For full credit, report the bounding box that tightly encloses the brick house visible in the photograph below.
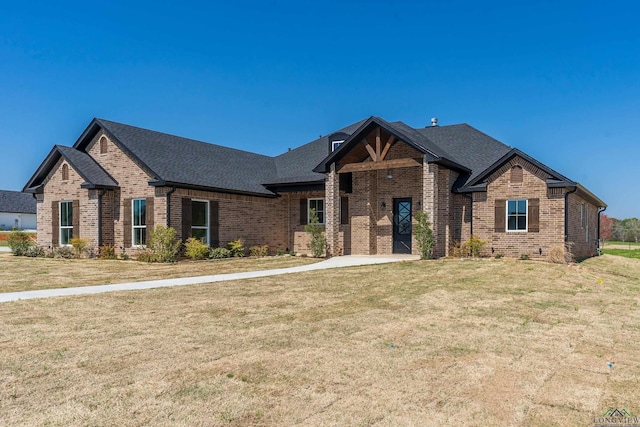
[24,116,606,259]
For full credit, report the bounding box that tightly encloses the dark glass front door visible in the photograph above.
[393,198,412,254]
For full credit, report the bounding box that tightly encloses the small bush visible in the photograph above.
[289,250,296,256]
[70,238,89,259]
[546,242,575,264]
[450,236,487,258]
[304,208,326,258]
[184,237,210,260]
[210,247,232,259]
[414,210,435,260]
[53,246,74,259]
[227,239,245,257]
[98,245,117,260]
[138,226,181,263]
[25,246,46,257]
[463,235,486,258]
[276,249,285,256]
[495,253,504,259]
[136,249,155,263]
[520,254,530,260]
[7,229,35,256]
[249,245,269,257]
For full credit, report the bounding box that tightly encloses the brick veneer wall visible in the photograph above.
[472,156,566,258]
[566,192,600,259]
[167,187,287,253]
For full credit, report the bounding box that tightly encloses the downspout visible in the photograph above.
[166,186,177,227]
[564,186,578,242]
[597,206,607,255]
[97,189,107,247]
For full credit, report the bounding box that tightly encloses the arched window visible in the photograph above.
[61,163,69,181]
[99,136,108,154]
[510,165,523,183]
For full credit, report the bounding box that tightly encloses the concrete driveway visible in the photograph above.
[0,255,419,303]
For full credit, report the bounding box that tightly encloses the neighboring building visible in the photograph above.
[23,116,605,258]
[0,190,37,230]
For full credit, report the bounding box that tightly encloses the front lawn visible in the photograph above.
[602,248,640,259]
[1,255,640,425]
[0,255,319,293]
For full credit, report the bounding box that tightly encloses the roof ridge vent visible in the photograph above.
[430,117,438,127]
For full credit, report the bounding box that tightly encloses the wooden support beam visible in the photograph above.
[363,139,377,161]
[375,128,381,159]
[337,158,421,173]
[379,135,395,161]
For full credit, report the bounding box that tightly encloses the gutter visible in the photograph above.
[597,206,607,254]
[166,186,177,227]
[564,186,578,242]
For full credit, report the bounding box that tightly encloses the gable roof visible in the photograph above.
[313,116,472,174]
[0,190,36,214]
[23,145,118,193]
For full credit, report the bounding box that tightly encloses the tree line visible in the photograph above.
[600,214,640,242]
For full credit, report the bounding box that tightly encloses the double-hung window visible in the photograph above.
[60,201,73,245]
[132,198,147,246]
[507,199,527,231]
[191,200,209,243]
[308,198,325,224]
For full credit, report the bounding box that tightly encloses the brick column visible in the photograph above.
[422,159,439,255]
[325,164,340,256]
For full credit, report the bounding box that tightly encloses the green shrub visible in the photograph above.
[249,245,269,257]
[184,237,210,260]
[414,210,435,260]
[289,250,297,256]
[304,208,326,257]
[227,239,245,257]
[70,237,89,259]
[276,249,285,256]
[210,247,232,259]
[520,253,530,260]
[98,245,117,260]
[138,226,181,263]
[7,229,35,256]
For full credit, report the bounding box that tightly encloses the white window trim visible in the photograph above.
[506,199,528,232]
[191,199,210,245]
[331,140,344,152]
[59,200,73,246]
[308,198,325,225]
[132,198,146,247]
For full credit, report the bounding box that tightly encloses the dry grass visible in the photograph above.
[1,255,640,426]
[0,254,319,293]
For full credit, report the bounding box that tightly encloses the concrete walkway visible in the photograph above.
[0,255,419,303]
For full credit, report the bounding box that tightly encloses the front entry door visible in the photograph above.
[393,198,412,254]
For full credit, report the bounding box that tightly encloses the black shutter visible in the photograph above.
[123,199,132,247]
[300,198,307,225]
[340,196,349,225]
[210,201,219,247]
[182,198,192,241]
[495,199,506,232]
[528,198,540,232]
[51,201,59,247]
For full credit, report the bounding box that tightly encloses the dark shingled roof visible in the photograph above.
[95,119,278,196]
[56,146,118,188]
[269,119,367,185]
[0,190,36,214]
[415,124,513,188]
[24,116,603,206]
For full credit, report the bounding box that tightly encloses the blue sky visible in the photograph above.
[1,0,638,218]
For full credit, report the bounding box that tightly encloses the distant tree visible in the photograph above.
[614,218,640,243]
[599,214,615,241]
